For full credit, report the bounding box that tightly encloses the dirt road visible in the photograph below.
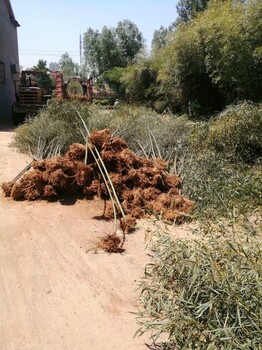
[0,130,150,350]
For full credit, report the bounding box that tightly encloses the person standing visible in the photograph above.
[81,80,87,95]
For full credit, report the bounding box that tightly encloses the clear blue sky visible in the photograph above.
[11,0,178,69]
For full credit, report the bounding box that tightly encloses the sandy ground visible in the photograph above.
[0,130,154,350]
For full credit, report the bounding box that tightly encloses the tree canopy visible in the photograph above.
[137,0,262,115]
[33,59,48,72]
[155,0,262,114]
[176,0,210,23]
[59,52,79,81]
[80,0,261,117]
[83,20,144,78]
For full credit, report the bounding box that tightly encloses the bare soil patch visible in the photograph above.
[0,131,151,350]
[0,130,193,349]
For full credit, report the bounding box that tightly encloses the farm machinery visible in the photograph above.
[12,70,55,125]
[12,69,116,125]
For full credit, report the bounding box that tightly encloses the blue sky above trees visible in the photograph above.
[11,0,178,69]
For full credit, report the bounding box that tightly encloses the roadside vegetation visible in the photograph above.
[13,100,262,220]
[11,0,262,348]
[136,227,262,349]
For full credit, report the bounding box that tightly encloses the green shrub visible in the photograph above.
[12,100,262,219]
[205,102,262,164]
[153,0,262,114]
[12,99,91,157]
[92,98,115,106]
[137,230,262,349]
[180,151,262,218]
[13,101,193,161]
[110,107,193,159]
[67,80,82,95]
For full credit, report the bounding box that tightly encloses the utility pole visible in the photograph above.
[79,33,82,71]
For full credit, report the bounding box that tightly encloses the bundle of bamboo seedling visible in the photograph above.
[2,110,194,251]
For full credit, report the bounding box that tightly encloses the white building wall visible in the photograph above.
[0,0,20,121]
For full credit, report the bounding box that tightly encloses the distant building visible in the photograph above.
[49,62,60,72]
[0,0,20,121]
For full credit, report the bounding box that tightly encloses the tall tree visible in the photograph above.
[83,28,100,77]
[33,59,48,72]
[99,26,123,72]
[83,20,145,78]
[176,0,209,23]
[32,59,55,94]
[59,52,79,80]
[115,20,144,64]
[120,58,157,103]
[152,26,169,50]
[155,0,262,115]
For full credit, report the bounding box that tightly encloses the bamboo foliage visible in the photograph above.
[137,230,262,349]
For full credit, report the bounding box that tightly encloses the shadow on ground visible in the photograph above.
[0,118,15,132]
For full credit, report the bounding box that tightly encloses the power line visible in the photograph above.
[79,34,82,66]
[20,53,79,57]
[20,48,79,53]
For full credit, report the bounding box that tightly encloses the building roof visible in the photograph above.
[5,0,20,27]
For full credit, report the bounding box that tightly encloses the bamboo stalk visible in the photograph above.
[72,106,127,246]
[12,161,33,183]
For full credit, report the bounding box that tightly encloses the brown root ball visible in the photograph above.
[32,160,46,171]
[65,143,86,161]
[110,137,128,152]
[117,149,143,170]
[153,158,168,171]
[142,187,161,201]
[74,164,93,186]
[2,128,193,227]
[89,129,111,150]
[98,234,122,253]
[10,182,24,200]
[164,174,181,189]
[48,169,69,188]
[23,187,42,200]
[120,215,137,232]
[43,185,57,197]
[1,181,13,197]
[130,207,145,219]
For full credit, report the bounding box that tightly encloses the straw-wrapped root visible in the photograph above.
[88,129,111,150]
[1,181,14,197]
[43,185,57,197]
[117,149,144,171]
[11,182,24,200]
[1,129,194,227]
[147,194,194,223]
[65,143,86,161]
[98,234,122,253]
[74,164,93,187]
[8,170,46,200]
[120,215,137,233]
